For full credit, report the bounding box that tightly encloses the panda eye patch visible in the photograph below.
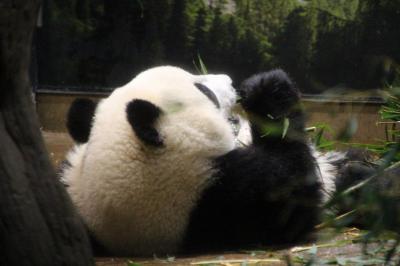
[194,83,220,109]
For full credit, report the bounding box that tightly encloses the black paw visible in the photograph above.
[239,69,300,119]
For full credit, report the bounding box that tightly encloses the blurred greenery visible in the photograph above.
[313,88,400,264]
[37,0,400,92]
[351,90,400,164]
[307,123,336,151]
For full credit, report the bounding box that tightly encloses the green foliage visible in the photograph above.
[314,90,400,265]
[352,91,400,164]
[380,94,400,122]
[307,124,336,150]
[193,54,208,74]
[311,0,360,20]
[378,93,400,165]
[192,7,208,58]
[235,0,298,39]
[126,260,141,266]
[39,0,400,93]
[274,5,318,91]
[165,0,191,67]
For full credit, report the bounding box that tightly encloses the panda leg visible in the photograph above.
[183,70,322,253]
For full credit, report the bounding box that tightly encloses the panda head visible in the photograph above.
[68,66,238,153]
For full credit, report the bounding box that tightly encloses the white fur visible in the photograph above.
[60,143,88,185]
[235,118,252,146]
[312,148,346,202]
[63,66,236,255]
[195,74,237,119]
[195,74,253,146]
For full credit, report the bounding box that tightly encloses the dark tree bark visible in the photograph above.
[0,1,93,265]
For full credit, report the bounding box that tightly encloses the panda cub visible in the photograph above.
[62,66,322,256]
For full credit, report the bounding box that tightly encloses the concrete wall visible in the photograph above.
[36,93,388,144]
[303,100,386,144]
[36,93,104,132]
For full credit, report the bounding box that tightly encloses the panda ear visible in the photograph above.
[67,98,97,143]
[126,99,164,147]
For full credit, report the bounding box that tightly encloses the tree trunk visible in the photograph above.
[0,1,93,265]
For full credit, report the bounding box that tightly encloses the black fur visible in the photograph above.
[239,70,306,146]
[86,226,112,257]
[195,83,220,109]
[331,148,400,231]
[332,148,378,218]
[331,148,377,197]
[239,69,300,119]
[126,99,163,147]
[184,69,321,253]
[67,98,97,143]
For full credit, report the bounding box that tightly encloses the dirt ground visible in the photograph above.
[43,131,399,266]
[92,229,366,266]
[43,131,74,168]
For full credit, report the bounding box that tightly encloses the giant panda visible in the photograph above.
[61,66,325,256]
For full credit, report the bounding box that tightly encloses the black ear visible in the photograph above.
[67,98,97,143]
[126,99,163,147]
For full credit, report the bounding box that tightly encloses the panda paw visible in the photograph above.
[239,69,300,119]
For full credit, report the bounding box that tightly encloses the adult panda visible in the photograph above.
[61,66,323,256]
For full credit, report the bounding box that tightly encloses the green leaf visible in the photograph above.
[282,118,290,139]
[126,260,142,266]
[314,128,325,147]
[197,53,208,74]
[336,257,347,266]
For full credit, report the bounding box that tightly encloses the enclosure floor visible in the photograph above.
[90,230,367,266]
[42,131,398,266]
[43,131,74,167]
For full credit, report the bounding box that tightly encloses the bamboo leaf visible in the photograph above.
[282,118,290,139]
[197,53,208,74]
